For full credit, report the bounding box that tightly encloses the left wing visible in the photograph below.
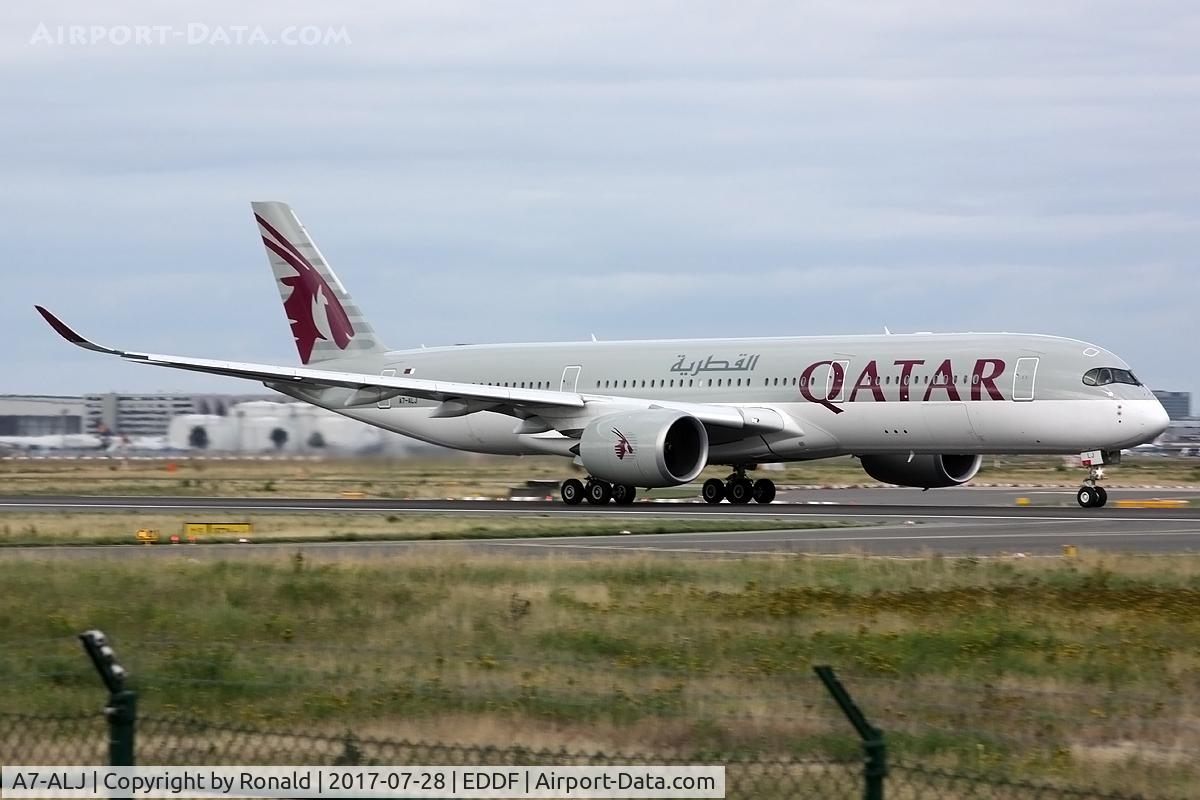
[36,305,585,411]
[36,307,785,433]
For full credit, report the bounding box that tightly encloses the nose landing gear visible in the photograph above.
[1077,484,1108,508]
[1076,454,1111,508]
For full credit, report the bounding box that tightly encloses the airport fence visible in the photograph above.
[3,644,1187,800]
[2,710,1184,800]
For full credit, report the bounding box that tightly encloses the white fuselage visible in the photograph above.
[282,331,1169,465]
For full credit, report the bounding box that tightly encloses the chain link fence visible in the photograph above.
[1,710,1181,799]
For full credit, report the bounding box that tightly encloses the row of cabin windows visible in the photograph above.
[476,373,986,391]
[589,374,986,390]
[482,381,555,389]
[596,377,791,389]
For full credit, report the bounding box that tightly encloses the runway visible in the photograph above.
[1,488,1199,558]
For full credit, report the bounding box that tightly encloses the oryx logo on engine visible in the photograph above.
[612,428,634,460]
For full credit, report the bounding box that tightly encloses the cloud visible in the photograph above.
[2,0,1198,398]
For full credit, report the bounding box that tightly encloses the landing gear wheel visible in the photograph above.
[561,478,584,505]
[727,478,754,505]
[585,480,612,505]
[1077,486,1098,508]
[752,478,776,504]
[702,478,726,505]
[612,484,637,505]
[1095,487,1108,507]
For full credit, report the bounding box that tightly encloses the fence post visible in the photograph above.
[107,689,137,768]
[79,630,136,798]
[814,665,886,800]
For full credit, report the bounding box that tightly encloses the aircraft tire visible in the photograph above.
[702,478,725,504]
[561,478,585,505]
[727,478,753,504]
[612,484,637,505]
[1077,486,1097,508]
[752,478,776,504]
[1095,487,1108,507]
[585,480,612,505]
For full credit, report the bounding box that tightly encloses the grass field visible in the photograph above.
[0,511,859,546]
[2,454,1199,499]
[3,550,1198,795]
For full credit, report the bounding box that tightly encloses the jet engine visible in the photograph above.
[578,409,708,488]
[859,454,983,489]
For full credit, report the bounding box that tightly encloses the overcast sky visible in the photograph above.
[4,2,1198,400]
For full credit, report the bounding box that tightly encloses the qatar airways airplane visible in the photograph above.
[37,202,1169,508]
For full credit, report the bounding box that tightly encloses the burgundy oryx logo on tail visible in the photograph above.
[612,428,634,460]
[256,213,354,364]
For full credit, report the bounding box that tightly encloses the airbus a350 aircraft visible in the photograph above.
[37,202,1169,508]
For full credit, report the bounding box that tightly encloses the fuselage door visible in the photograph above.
[377,368,397,408]
[1013,357,1039,402]
[560,365,582,393]
[803,360,851,405]
[826,360,851,403]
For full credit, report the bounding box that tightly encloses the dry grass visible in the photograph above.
[0,511,853,546]
[2,454,1198,499]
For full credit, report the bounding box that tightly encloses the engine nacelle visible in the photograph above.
[859,453,983,488]
[579,409,708,488]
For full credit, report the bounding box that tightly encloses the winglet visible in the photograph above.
[35,306,121,354]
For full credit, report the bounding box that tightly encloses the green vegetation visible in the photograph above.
[2,551,1198,795]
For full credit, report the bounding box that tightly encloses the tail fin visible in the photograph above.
[252,201,387,365]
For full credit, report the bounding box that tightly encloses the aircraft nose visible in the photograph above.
[1139,399,1171,439]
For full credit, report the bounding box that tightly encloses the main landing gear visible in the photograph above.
[702,468,776,505]
[559,469,776,506]
[560,478,637,506]
[1077,464,1109,508]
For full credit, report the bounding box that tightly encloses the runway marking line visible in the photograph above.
[0,501,1197,525]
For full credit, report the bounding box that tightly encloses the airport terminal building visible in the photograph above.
[0,395,84,436]
[0,392,433,455]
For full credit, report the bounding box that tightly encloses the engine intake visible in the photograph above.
[579,409,708,488]
[859,453,982,488]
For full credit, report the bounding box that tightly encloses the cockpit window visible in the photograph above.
[1082,367,1140,387]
